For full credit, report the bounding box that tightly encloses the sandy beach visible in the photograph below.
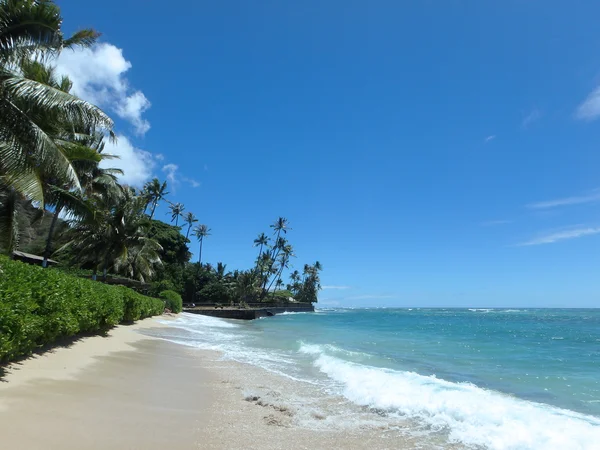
[0,316,424,450]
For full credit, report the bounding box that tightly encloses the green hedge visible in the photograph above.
[159,290,182,313]
[0,256,164,363]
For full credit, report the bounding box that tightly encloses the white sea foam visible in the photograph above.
[152,313,315,384]
[161,312,240,329]
[299,344,600,450]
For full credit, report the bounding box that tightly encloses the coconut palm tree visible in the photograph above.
[0,0,113,203]
[287,270,301,296]
[267,242,294,296]
[183,212,198,239]
[0,180,37,254]
[168,202,185,226]
[14,59,119,267]
[192,224,211,263]
[143,178,168,220]
[253,232,269,266]
[270,217,290,238]
[60,187,162,282]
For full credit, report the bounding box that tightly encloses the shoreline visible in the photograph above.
[0,316,422,449]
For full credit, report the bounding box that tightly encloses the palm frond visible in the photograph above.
[2,75,113,130]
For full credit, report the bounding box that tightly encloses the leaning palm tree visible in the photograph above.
[0,0,113,204]
[143,178,168,220]
[267,243,294,296]
[15,59,119,267]
[192,224,211,263]
[168,202,185,226]
[263,218,291,292]
[253,232,269,258]
[183,212,198,239]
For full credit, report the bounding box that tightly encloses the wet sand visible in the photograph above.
[0,316,421,449]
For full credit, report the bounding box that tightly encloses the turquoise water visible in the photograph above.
[145,308,600,449]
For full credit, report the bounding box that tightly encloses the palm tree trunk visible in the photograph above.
[198,238,203,263]
[149,200,157,220]
[175,216,179,226]
[255,243,263,272]
[92,267,97,281]
[266,263,285,297]
[186,225,191,239]
[42,207,61,268]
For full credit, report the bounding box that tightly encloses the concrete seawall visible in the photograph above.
[183,303,314,320]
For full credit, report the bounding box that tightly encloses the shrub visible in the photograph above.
[159,290,182,314]
[121,287,164,322]
[149,279,177,298]
[0,256,164,363]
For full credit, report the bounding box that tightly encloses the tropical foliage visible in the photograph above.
[0,1,322,312]
[0,255,163,363]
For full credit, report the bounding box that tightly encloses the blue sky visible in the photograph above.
[57,1,600,307]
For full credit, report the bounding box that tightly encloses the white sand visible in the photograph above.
[0,316,423,449]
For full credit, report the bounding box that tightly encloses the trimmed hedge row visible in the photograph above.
[159,290,183,314]
[0,255,164,363]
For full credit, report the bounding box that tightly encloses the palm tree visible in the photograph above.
[183,212,198,239]
[0,181,36,254]
[270,217,290,238]
[267,243,294,296]
[14,60,118,267]
[192,224,211,263]
[168,202,185,226]
[0,1,113,204]
[60,187,162,282]
[287,270,301,295]
[253,232,269,265]
[143,178,168,220]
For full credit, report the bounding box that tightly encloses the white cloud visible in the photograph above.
[522,108,541,128]
[55,43,151,135]
[321,285,351,290]
[527,189,600,209]
[484,135,496,143]
[185,178,201,188]
[576,86,600,121]
[115,91,151,135]
[518,227,600,246]
[102,135,157,187]
[162,163,179,185]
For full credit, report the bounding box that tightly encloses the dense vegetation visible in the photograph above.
[159,290,183,314]
[0,1,322,311]
[0,255,163,363]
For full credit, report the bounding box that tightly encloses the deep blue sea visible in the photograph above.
[144,308,600,449]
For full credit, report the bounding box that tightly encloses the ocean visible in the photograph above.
[142,308,600,449]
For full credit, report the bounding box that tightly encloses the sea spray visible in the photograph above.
[300,343,600,450]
